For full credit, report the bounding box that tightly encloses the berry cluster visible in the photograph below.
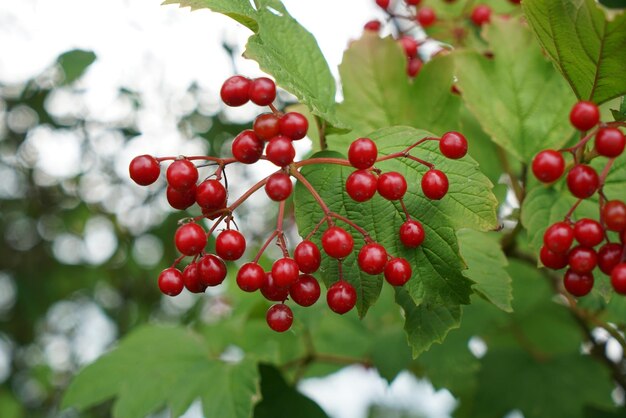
[531,101,626,297]
[129,75,468,332]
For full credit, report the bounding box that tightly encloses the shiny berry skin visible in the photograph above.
[399,36,418,58]
[376,0,390,9]
[253,113,280,141]
[248,77,276,106]
[611,264,626,295]
[595,128,625,158]
[220,75,251,107]
[129,155,160,186]
[290,275,321,307]
[266,136,296,167]
[399,220,425,248]
[321,226,354,259]
[540,245,569,270]
[439,132,468,159]
[183,262,206,293]
[358,243,388,275]
[215,229,246,261]
[384,258,412,286]
[196,179,227,211]
[232,130,264,164]
[271,258,300,288]
[470,5,491,26]
[175,223,207,256]
[364,20,382,32]
[346,170,378,202]
[265,172,293,201]
[406,0,421,5]
[198,254,227,286]
[598,243,623,275]
[166,159,198,191]
[167,185,196,210]
[568,246,597,274]
[377,172,407,200]
[407,58,423,78]
[573,218,604,247]
[416,7,436,27]
[327,281,357,314]
[236,263,265,292]
[569,101,600,131]
[279,112,308,140]
[563,270,594,297]
[266,304,293,332]
[566,165,599,199]
[603,200,626,231]
[261,272,290,302]
[294,240,322,273]
[543,222,574,254]
[532,150,565,183]
[158,268,184,296]
[421,169,449,200]
[348,138,378,169]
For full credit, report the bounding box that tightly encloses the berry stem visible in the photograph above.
[304,216,331,241]
[253,230,279,263]
[289,168,334,226]
[564,199,583,222]
[296,157,352,169]
[170,255,185,268]
[275,200,290,257]
[399,198,411,220]
[268,103,281,115]
[329,212,373,243]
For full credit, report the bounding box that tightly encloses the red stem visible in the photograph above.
[254,230,279,263]
[329,212,373,243]
[289,168,334,226]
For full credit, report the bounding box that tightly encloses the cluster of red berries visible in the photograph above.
[129,74,469,332]
[531,101,626,297]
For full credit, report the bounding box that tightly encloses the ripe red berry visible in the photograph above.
[253,113,280,141]
[532,150,565,183]
[158,268,184,296]
[129,155,160,186]
[175,223,207,256]
[236,263,265,292]
[215,229,246,261]
[279,112,308,140]
[376,0,390,9]
[358,243,388,275]
[261,272,290,302]
[439,132,468,159]
[167,185,197,210]
[563,270,594,297]
[598,243,623,275]
[266,136,296,167]
[271,258,300,288]
[569,101,600,131]
[573,218,604,247]
[416,7,436,27]
[265,172,293,201]
[364,20,382,32]
[294,240,322,273]
[346,170,378,202]
[595,128,626,158]
[421,169,449,200]
[509,0,521,3]
[568,246,598,274]
[321,226,354,259]
[232,130,264,164]
[196,179,227,211]
[384,258,412,286]
[220,75,251,107]
[290,274,321,307]
[198,254,227,286]
[399,36,418,58]
[566,165,599,199]
[540,245,569,270]
[348,138,378,169]
[248,77,276,107]
[266,304,293,332]
[603,200,626,231]
[183,262,206,293]
[166,159,198,191]
[543,222,574,254]
[377,172,407,200]
[407,58,423,78]
[405,0,421,5]
[470,4,491,26]
[327,280,357,314]
[611,264,626,295]
[399,220,425,248]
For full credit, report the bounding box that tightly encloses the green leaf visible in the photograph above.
[162,0,258,30]
[523,0,626,104]
[0,391,22,418]
[57,50,96,85]
[611,96,626,121]
[454,18,575,162]
[369,328,413,382]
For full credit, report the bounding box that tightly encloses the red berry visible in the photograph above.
[232,130,264,164]
[540,245,569,270]
[248,77,276,107]
[532,150,565,183]
[346,170,378,202]
[598,243,623,275]
[376,0,390,9]
[266,136,296,167]
[384,258,412,286]
[198,254,227,286]
[236,263,265,292]
[183,262,206,293]
[568,246,598,274]
[509,0,521,3]
[215,229,246,261]
[595,128,625,158]
[167,184,197,210]
[399,36,418,58]
[129,155,160,186]
[421,169,449,200]
[265,172,293,201]
[470,4,491,26]
[175,223,207,256]
[294,240,322,273]
[220,75,251,107]
[416,7,436,27]
[290,275,321,307]
[327,280,357,314]
[603,200,626,231]
[399,220,425,248]
[569,101,600,131]
[567,165,599,199]
[407,58,423,78]
[166,159,198,191]
[377,172,407,200]
[158,268,184,296]
[405,0,421,5]
[321,226,354,259]
[261,272,290,302]
[348,138,378,169]
[202,202,227,220]
[611,264,626,295]
[563,270,594,297]
[439,132,468,159]
[364,20,382,32]
[543,222,574,254]
[266,304,293,332]
[358,243,388,275]
[573,218,604,247]
[253,113,280,141]
[196,179,227,211]
[271,258,300,288]
[279,112,308,140]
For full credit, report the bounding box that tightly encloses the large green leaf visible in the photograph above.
[162,0,258,30]
[454,18,575,162]
[523,0,626,104]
